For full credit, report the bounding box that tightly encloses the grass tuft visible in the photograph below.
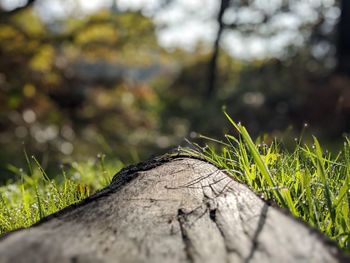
[0,157,123,235]
[182,113,350,252]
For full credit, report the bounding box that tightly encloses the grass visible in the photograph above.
[0,154,123,235]
[181,112,350,252]
[0,114,349,254]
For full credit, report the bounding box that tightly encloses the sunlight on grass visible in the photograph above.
[0,155,123,235]
[1,114,350,253]
[182,112,350,252]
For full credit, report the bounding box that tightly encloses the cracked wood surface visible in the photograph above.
[0,157,348,263]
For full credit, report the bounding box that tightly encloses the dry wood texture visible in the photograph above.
[0,157,348,263]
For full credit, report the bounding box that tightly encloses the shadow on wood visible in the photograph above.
[0,157,348,263]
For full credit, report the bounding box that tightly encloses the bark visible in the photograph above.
[0,156,348,263]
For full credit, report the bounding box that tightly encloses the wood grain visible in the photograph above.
[0,157,347,263]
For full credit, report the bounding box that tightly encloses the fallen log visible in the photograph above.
[0,156,348,263]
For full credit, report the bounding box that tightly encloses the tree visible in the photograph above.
[206,0,338,96]
[337,0,350,75]
[207,0,229,97]
[0,0,166,165]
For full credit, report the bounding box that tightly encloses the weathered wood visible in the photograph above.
[0,157,348,263]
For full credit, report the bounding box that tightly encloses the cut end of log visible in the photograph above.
[0,157,348,263]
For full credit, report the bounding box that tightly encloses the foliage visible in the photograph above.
[0,154,123,234]
[0,8,168,170]
[159,50,345,143]
[1,2,350,254]
[182,113,350,252]
[1,3,350,229]
[0,3,347,176]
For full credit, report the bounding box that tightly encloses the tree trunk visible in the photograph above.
[0,156,348,263]
[337,0,350,75]
[207,0,229,97]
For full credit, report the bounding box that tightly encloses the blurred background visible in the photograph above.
[0,0,349,179]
